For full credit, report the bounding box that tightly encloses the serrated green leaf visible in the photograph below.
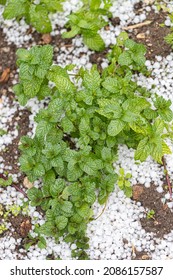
[33,163,45,177]
[107,120,125,136]
[3,0,29,19]
[41,0,63,12]
[62,26,81,38]
[102,77,118,93]
[162,141,172,155]
[50,178,65,197]
[83,68,101,91]
[80,158,103,176]
[61,117,74,133]
[101,147,112,161]
[118,52,132,66]
[55,215,68,230]
[39,221,56,236]
[76,203,90,218]
[47,74,75,94]
[60,201,73,215]
[83,33,105,51]
[135,137,150,162]
[37,236,47,249]
[27,187,43,206]
[29,4,52,33]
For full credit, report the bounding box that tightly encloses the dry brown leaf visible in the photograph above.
[0,68,10,83]
[20,218,32,237]
[42,33,52,44]
[144,0,155,4]
[141,254,150,260]
[23,177,33,189]
[132,184,144,200]
[136,33,146,39]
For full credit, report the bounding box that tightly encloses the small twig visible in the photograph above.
[0,173,28,198]
[94,199,108,220]
[132,243,136,258]
[162,156,172,201]
[123,20,152,30]
[12,183,28,198]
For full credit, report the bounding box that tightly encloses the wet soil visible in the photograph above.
[128,8,172,60]
[132,184,173,239]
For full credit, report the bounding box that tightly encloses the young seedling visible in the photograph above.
[146,209,155,220]
[62,0,112,51]
[117,168,132,198]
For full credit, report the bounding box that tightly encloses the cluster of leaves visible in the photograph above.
[0,128,7,136]
[164,13,173,47]
[0,175,13,187]
[117,168,132,198]
[15,33,173,259]
[0,0,64,33]
[13,45,53,105]
[146,209,155,220]
[62,0,112,51]
[0,204,22,234]
[24,225,47,250]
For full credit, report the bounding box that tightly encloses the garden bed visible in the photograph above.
[1,0,173,260]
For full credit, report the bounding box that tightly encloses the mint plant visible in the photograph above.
[0,175,13,187]
[1,0,64,33]
[165,13,173,47]
[14,33,173,259]
[117,168,132,198]
[62,0,112,51]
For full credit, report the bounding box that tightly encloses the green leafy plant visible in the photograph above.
[146,209,155,220]
[0,175,13,187]
[24,225,47,250]
[15,33,173,259]
[164,12,173,47]
[62,0,112,51]
[1,0,64,33]
[0,129,7,136]
[0,203,23,234]
[117,168,132,197]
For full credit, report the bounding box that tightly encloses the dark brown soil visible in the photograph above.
[132,184,173,238]
[0,28,17,94]
[89,47,109,71]
[132,250,151,260]
[9,214,32,239]
[128,9,172,60]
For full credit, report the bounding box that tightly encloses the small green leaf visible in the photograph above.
[107,120,125,136]
[29,4,52,33]
[55,215,68,230]
[50,178,65,197]
[27,187,43,206]
[83,33,105,51]
[37,236,47,249]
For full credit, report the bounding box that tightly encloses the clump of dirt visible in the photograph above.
[0,28,17,94]
[132,184,173,238]
[9,214,32,238]
[0,109,31,176]
[128,9,172,60]
[132,250,151,260]
[109,17,121,27]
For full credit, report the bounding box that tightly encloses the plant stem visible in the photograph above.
[162,156,172,201]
